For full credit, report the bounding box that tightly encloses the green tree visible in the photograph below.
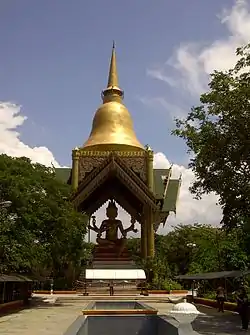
[160,224,247,275]
[127,236,172,289]
[172,44,250,229]
[163,224,218,275]
[126,238,141,263]
[0,154,89,282]
[127,224,247,284]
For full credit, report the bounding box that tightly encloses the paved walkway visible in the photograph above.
[0,299,87,335]
[148,303,248,335]
[0,297,248,334]
[193,306,249,335]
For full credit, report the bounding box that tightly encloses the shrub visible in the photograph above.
[163,279,183,291]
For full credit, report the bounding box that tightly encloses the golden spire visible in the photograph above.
[107,41,118,87]
[102,41,124,103]
[82,43,144,151]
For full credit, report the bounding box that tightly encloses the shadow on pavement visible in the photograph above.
[192,306,246,335]
[0,297,64,318]
[28,296,69,309]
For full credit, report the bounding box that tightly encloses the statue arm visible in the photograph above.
[124,217,138,234]
[97,221,108,237]
[89,216,102,235]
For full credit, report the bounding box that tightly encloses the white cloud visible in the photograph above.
[139,96,187,119]
[135,0,248,233]
[0,102,60,167]
[0,102,221,239]
[148,0,250,96]
[146,69,177,87]
[153,152,222,234]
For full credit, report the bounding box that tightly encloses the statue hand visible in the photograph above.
[123,217,137,235]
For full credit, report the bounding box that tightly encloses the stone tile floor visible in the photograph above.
[193,306,249,335]
[0,297,248,335]
[0,299,87,335]
[149,302,249,335]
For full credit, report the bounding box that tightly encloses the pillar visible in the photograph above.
[147,148,154,193]
[141,220,147,259]
[146,206,155,258]
[72,148,80,190]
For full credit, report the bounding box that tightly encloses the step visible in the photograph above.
[91,263,137,269]
[93,252,131,257]
[94,246,130,250]
[56,296,169,303]
[91,265,138,269]
[93,252,130,256]
[92,260,135,263]
[92,263,135,268]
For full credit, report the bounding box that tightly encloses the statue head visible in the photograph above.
[106,200,118,219]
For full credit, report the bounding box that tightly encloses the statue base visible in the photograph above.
[91,244,136,269]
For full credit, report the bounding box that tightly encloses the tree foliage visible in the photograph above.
[126,237,173,289]
[0,154,89,282]
[127,224,248,289]
[172,44,250,229]
[164,224,248,275]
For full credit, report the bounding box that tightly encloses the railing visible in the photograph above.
[72,280,85,293]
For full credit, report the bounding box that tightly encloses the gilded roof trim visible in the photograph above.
[73,157,157,210]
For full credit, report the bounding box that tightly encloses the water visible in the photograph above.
[64,315,179,335]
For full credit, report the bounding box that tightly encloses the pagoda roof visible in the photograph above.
[55,167,181,215]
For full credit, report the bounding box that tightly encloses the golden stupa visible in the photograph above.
[82,42,144,151]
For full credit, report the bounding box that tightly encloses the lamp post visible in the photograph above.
[186,242,197,268]
[215,229,222,271]
[186,242,197,300]
[50,278,54,295]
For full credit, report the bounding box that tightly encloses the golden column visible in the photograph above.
[145,146,155,258]
[141,214,147,259]
[146,207,155,258]
[71,147,80,190]
[146,146,154,192]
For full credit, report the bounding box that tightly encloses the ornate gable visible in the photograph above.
[77,150,148,184]
[72,153,157,213]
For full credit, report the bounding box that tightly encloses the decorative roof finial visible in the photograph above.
[107,41,118,88]
[102,42,124,102]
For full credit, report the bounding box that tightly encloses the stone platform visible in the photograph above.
[91,245,136,269]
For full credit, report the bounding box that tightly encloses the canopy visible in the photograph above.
[85,269,146,280]
[176,270,250,281]
[0,274,32,282]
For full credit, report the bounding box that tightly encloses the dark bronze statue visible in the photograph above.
[89,200,137,256]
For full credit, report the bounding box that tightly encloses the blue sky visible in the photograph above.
[0,0,237,166]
